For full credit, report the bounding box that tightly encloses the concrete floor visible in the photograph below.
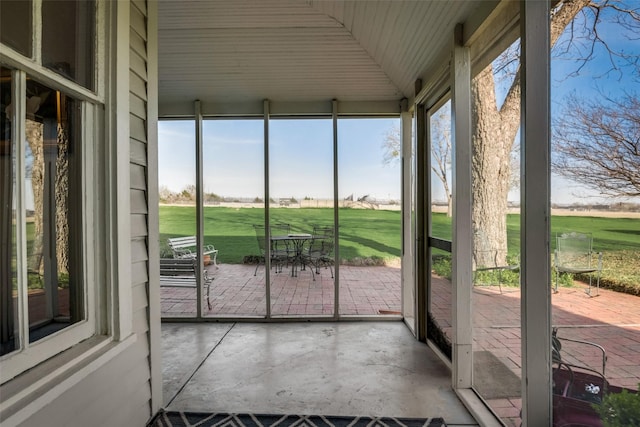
[161,321,479,426]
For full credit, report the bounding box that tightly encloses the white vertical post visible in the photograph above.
[264,99,271,318]
[14,70,29,351]
[113,0,132,339]
[401,107,415,333]
[451,23,473,390]
[195,100,203,319]
[521,1,552,424]
[332,99,339,320]
[414,80,427,342]
[146,0,163,411]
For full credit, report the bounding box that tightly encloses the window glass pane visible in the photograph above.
[1,67,19,356]
[338,118,402,316]
[471,40,522,425]
[158,120,196,318]
[0,0,32,57]
[551,5,640,422]
[269,118,334,317]
[25,77,84,342]
[428,100,453,355]
[42,0,95,90]
[203,119,265,318]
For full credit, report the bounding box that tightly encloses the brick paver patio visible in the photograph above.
[161,263,402,317]
[431,276,640,425]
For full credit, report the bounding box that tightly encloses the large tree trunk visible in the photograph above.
[55,124,69,276]
[471,66,520,267]
[26,120,44,274]
[469,0,589,268]
[25,119,70,277]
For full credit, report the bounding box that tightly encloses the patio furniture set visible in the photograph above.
[253,224,335,280]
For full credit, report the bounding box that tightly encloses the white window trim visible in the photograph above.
[0,0,133,395]
[0,74,98,382]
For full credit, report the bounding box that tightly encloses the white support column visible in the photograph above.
[414,80,427,342]
[112,0,132,339]
[451,23,473,390]
[195,100,204,318]
[521,1,552,424]
[401,106,415,333]
[264,99,271,318]
[14,70,29,351]
[147,0,163,411]
[332,99,340,320]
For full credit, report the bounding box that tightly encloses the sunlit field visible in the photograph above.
[158,206,640,292]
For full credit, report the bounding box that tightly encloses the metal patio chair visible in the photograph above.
[554,232,603,296]
[302,226,335,280]
[473,249,519,294]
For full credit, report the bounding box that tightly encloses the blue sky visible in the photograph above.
[159,117,402,202]
[549,3,640,204]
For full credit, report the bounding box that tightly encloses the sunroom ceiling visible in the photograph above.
[158,0,498,115]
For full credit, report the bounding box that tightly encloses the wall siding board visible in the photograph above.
[133,305,151,335]
[130,3,147,40]
[131,213,149,238]
[132,260,149,286]
[131,189,148,214]
[130,139,148,166]
[128,2,152,422]
[130,93,147,120]
[133,282,149,313]
[130,70,148,101]
[131,163,147,190]
[131,114,148,142]
[132,0,148,20]
[130,28,147,59]
[131,50,148,81]
[131,237,149,263]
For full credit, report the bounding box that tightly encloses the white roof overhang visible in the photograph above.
[158,0,518,117]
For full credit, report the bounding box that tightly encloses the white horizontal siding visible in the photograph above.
[130,27,147,57]
[131,163,146,190]
[131,114,147,142]
[130,93,146,120]
[131,214,148,238]
[130,139,147,166]
[131,189,148,215]
[132,259,149,286]
[129,1,153,425]
[131,237,148,263]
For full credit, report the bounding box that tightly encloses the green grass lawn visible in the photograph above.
[159,206,640,292]
[159,206,403,264]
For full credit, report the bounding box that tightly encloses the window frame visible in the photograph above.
[0,0,118,385]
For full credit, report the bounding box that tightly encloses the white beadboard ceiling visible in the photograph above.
[158,0,497,113]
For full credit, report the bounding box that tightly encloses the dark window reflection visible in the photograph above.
[0,1,33,57]
[42,0,95,90]
[25,77,84,342]
[0,67,18,356]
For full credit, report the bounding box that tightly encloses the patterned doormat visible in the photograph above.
[148,411,447,427]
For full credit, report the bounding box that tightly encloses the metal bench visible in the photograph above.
[159,258,214,310]
[167,236,218,268]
